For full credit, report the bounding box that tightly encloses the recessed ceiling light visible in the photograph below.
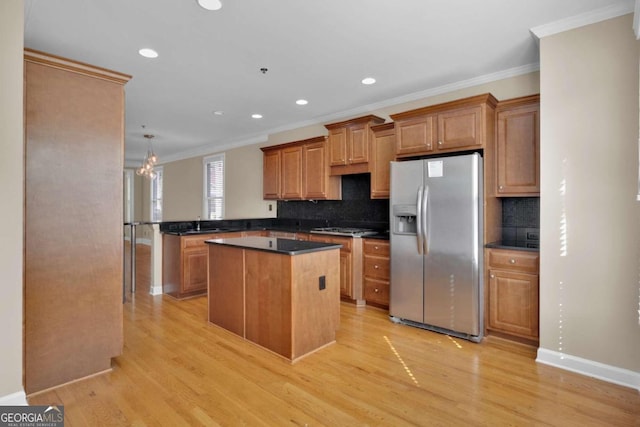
[197,0,222,11]
[251,114,263,119]
[213,110,224,116]
[138,48,158,59]
[361,77,376,85]
[296,99,308,106]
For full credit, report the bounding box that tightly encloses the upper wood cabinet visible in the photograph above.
[281,145,303,199]
[495,95,540,196]
[369,122,396,199]
[391,94,498,158]
[324,115,385,175]
[261,136,341,200]
[303,138,341,199]
[263,149,281,199]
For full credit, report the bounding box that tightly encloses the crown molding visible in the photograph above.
[530,1,635,40]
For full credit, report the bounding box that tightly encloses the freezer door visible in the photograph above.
[423,154,482,336]
[389,160,425,323]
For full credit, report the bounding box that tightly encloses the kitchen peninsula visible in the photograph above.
[206,236,342,361]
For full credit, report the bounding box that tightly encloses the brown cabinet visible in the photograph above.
[362,239,390,308]
[209,242,340,361]
[163,232,238,299]
[369,123,396,199]
[262,137,340,200]
[263,149,281,199]
[495,95,540,196]
[281,145,303,199]
[24,50,131,394]
[391,94,498,158]
[324,115,385,175]
[307,234,364,304]
[486,248,539,343]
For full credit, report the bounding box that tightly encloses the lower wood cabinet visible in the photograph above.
[307,234,364,305]
[362,239,390,308]
[163,232,239,299]
[486,248,539,344]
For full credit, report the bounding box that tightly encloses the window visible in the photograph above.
[203,154,224,219]
[150,166,163,222]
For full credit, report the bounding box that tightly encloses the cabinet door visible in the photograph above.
[303,140,328,199]
[370,126,395,199]
[488,270,539,339]
[263,149,281,199]
[363,277,390,306]
[348,122,369,164]
[496,103,540,195]
[281,145,303,199]
[328,127,348,166]
[183,248,209,293]
[437,105,483,150]
[396,115,436,157]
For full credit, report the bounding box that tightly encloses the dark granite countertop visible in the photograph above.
[206,236,342,255]
[485,241,539,252]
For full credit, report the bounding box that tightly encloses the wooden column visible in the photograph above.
[24,49,131,394]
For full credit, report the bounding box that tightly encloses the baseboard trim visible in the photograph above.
[149,284,163,296]
[537,348,640,391]
[0,390,28,405]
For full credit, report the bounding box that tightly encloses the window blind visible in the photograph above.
[204,154,224,219]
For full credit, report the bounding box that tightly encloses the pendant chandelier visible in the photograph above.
[136,128,158,179]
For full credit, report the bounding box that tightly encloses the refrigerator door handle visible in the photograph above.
[416,185,424,254]
[423,185,429,255]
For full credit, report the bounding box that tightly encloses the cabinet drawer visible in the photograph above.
[363,277,390,305]
[363,239,389,256]
[182,235,209,248]
[363,255,389,280]
[308,234,352,251]
[488,249,539,274]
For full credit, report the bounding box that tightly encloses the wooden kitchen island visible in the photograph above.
[206,236,342,362]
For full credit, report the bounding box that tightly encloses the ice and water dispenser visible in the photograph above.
[392,204,417,235]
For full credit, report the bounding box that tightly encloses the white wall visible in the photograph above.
[538,14,640,388]
[0,0,26,404]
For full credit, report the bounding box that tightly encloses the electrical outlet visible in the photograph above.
[319,275,326,290]
[268,204,272,211]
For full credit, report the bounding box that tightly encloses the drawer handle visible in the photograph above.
[374,288,380,293]
[374,246,379,250]
[509,259,516,264]
[374,265,379,269]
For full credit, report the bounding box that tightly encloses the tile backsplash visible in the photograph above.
[277,173,389,229]
[502,197,540,228]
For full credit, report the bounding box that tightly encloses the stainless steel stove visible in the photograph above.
[310,227,378,237]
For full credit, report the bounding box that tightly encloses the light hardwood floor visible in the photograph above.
[29,283,639,425]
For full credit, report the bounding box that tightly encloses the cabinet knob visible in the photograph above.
[374,246,379,250]
[498,185,504,191]
[437,141,443,146]
[374,265,379,269]
[490,274,495,278]
[509,259,516,264]
[374,288,380,293]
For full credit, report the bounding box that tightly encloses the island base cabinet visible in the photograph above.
[208,244,340,361]
[209,246,245,336]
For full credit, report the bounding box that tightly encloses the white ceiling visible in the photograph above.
[23,0,634,164]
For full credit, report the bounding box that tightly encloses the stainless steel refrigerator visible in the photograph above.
[389,153,483,342]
